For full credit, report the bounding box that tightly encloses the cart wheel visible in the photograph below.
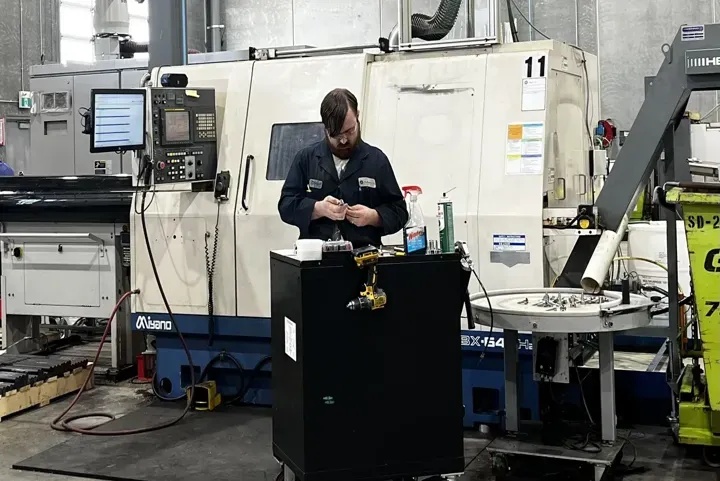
[703,446,720,468]
[492,454,509,476]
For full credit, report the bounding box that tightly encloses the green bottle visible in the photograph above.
[438,193,454,253]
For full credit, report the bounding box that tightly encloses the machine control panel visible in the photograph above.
[150,87,218,184]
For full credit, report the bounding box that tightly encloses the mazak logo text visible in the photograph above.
[135,315,172,331]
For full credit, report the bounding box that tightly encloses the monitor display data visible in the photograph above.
[92,92,145,151]
[164,111,191,143]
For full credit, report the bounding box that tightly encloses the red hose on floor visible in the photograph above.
[50,290,193,435]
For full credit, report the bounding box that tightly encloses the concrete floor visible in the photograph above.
[0,383,718,481]
[0,383,151,481]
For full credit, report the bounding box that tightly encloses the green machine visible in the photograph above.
[664,183,720,466]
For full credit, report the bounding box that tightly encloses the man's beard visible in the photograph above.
[327,128,361,160]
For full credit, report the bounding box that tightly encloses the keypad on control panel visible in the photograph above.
[195,113,216,139]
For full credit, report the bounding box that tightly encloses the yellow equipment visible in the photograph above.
[188,381,222,411]
[665,183,720,465]
[346,246,387,311]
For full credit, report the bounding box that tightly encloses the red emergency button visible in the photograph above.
[159,161,166,170]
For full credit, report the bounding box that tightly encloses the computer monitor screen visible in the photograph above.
[164,111,191,143]
[91,89,146,153]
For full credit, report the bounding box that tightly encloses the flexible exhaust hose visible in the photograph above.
[411,0,463,41]
[120,39,149,57]
[388,0,463,47]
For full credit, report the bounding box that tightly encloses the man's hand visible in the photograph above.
[346,204,381,227]
[312,196,347,221]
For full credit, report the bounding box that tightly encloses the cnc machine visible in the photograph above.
[127,38,599,403]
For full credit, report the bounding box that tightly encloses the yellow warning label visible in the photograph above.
[507,124,523,140]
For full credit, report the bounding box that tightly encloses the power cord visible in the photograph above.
[455,242,494,361]
[579,49,594,149]
[505,0,520,42]
[227,355,272,405]
[509,0,550,39]
[50,288,192,434]
[472,267,494,362]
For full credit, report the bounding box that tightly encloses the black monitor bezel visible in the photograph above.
[90,88,147,153]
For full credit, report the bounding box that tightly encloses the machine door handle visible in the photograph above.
[579,174,587,196]
[242,155,253,211]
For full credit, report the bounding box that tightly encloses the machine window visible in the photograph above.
[267,122,325,181]
[164,111,191,143]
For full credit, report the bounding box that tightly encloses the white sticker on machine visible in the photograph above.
[493,234,527,252]
[681,25,705,41]
[521,77,547,111]
[284,317,297,361]
[505,122,544,175]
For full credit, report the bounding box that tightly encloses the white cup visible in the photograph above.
[294,239,324,261]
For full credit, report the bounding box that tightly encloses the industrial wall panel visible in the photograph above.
[224,0,294,50]
[0,0,23,116]
[3,120,31,174]
[577,0,597,55]
[293,0,381,47]
[22,243,102,308]
[72,72,120,175]
[0,0,58,119]
[598,0,714,129]
[28,75,75,176]
[2,223,121,319]
[186,0,207,52]
[530,0,576,44]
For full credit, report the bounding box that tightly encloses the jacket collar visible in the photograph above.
[316,140,370,183]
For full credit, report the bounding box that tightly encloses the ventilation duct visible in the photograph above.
[388,0,463,49]
[120,39,149,58]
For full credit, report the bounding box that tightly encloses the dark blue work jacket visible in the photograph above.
[278,140,409,247]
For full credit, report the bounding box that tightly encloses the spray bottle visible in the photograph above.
[438,188,455,253]
[402,186,427,255]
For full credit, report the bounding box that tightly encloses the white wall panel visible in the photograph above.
[294,0,380,46]
[599,0,714,128]
[224,0,294,49]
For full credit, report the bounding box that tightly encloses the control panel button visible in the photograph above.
[159,161,166,170]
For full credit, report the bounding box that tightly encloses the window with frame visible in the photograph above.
[266,122,326,181]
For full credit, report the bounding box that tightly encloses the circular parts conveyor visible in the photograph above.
[470,288,656,333]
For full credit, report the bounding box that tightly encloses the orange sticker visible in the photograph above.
[507,124,523,140]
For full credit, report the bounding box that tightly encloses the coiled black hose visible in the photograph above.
[205,202,221,346]
[410,0,463,41]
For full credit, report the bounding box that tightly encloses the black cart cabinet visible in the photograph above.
[270,250,470,481]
